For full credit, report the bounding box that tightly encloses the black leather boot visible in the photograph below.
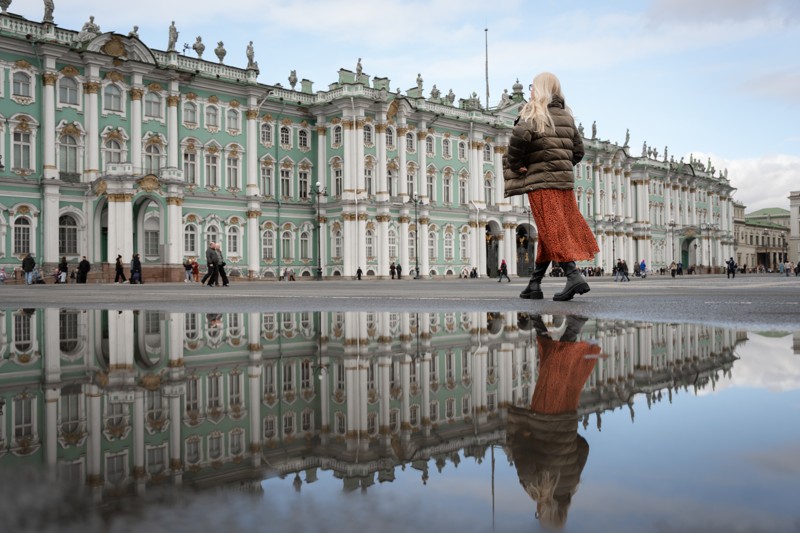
[519,262,550,299]
[553,262,591,301]
[560,315,588,342]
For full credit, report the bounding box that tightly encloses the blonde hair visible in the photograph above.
[518,72,570,134]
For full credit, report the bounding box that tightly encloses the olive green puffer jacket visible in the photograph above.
[503,97,584,198]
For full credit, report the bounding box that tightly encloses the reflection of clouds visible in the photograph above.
[718,333,800,392]
[743,442,800,476]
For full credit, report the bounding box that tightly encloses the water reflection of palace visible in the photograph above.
[0,310,742,497]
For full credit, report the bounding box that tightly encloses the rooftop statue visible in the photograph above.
[215,41,226,64]
[128,26,139,39]
[75,15,100,44]
[246,41,255,68]
[288,70,297,90]
[356,58,362,77]
[591,120,596,140]
[167,21,178,52]
[192,36,204,58]
[416,73,423,91]
[43,0,54,23]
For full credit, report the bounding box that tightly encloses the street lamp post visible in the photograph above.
[315,181,325,280]
[412,190,420,279]
[606,214,620,275]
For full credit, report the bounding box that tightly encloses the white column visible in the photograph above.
[378,211,389,279]
[399,209,410,278]
[504,222,515,276]
[166,197,182,264]
[43,181,60,264]
[478,216,487,277]
[130,79,143,173]
[42,71,58,179]
[133,391,145,484]
[167,91,179,168]
[84,75,100,180]
[315,121,327,191]
[615,170,623,217]
[592,162,601,216]
[397,124,408,203]
[417,125,427,202]
[625,172,633,221]
[419,209,429,278]
[376,120,389,202]
[246,208,260,278]
[494,145,507,209]
[245,106,259,197]
[470,138,484,205]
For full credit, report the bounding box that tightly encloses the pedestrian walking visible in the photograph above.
[22,253,36,285]
[356,266,363,280]
[504,72,598,301]
[114,255,127,283]
[201,242,218,287]
[77,256,91,284]
[498,259,511,282]
[639,259,647,278]
[130,253,142,284]
[215,243,229,287]
[614,259,623,282]
[390,262,396,280]
[620,260,630,282]
[191,258,200,282]
[396,263,402,279]
[183,257,193,282]
[725,257,737,279]
[669,261,677,278]
[58,256,69,284]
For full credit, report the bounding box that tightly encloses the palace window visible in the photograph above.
[444,233,454,260]
[443,139,451,158]
[183,102,197,125]
[106,140,124,165]
[144,144,161,174]
[260,123,272,144]
[460,233,468,260]
[443,176,451,204]
[426,136,434,156]
[227,154,240,189]
[366,230,375,258]
[365,167,373,196]
[300,232,310,260]
[280,168,291,198]
[387,169,396,197]
[13,130,32,170]
[227,226,240,255]
[13,217,31,255]
[406,132,415,152]
[183,150,197,184]
[58,215,78,255]
[334,168,343,197]
[388,229,397,259]
[386,127,395,149]
[227,109,240,131]
[459,179,468,206]
[205,153,219,187]
[280,126,291,146]
[59,77,79,105]
[205,106,218,128]
[262,230,275,260]
[299,129,309,149]
[144,92,162,119]
[333,230,342,258]
[458,141,467,160]
[483,144,492,161]
[206,225,219,246]
[406,170,415,197]
[12,72,32,97]
[103,85,122,112]
[427,173,435,202]
[281,231,292,260]
[485,179,494,206]
[59,135,79,174]
[184,224,197,255]
[299,169,309,199]
[333,125,343,147]
[428,231,436,260]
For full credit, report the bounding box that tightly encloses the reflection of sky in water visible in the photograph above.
[1,311,798,532]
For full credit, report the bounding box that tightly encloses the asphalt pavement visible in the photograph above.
[2,273,799,330]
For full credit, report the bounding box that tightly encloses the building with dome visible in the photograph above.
[0,10,736,281]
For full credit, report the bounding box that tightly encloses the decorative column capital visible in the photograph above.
[83,81,101,94]
[42,72,58,86]
[246,109,259,120]
[419,217,430,225]
[129,87,144,100]
[399,216,410,224]
[374,123,387,133]
[166,95,180,107]
[107,193,134,202]
[166,197,184,206]
[246,209,262,219]
[316,125,327,135]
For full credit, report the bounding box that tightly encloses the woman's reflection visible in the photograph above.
[507,314,603,530]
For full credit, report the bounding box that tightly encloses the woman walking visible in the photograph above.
[114,255,127,283]
[504,72,598,301]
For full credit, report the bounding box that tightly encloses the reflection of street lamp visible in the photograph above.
[606,214,620,273]
[667,219,677,262]
[315,181,326,280]
[412,190,420,279]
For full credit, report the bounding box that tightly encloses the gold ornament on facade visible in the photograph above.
[387,99,398,120]
[397,126,408,135]
[14,59,32,70]
[207,145,219,154]
[358,213,368,221]
[105,71,125,83]
[147,82,162,92]
[129,87,143,100]
[140,373,162,391]
[93,179,107,196]
[281,160,293,169]
[100,36,127,58]
[62,123,81,137]
[60,65,80,77]
[229,99,240,108]
[185,92,197,101]
[186,214,197,222]
[246,209,261,219]
[42,72,58,86]
[245,109,258,120]
[137,175,162,193]
[316,125,327,135]
[166,197,183,206]
[83,81,100,94]
[494,145,506,153]
[399,216,410,224]
[280,117,292,126]
[374,123,387,133]
[356,119,366,129]
[15,117,31,133]
[104,128,123,142]
[419,217,430,225]
[208,95,219,104]
[166,95,180,107]
[145,134,163,146]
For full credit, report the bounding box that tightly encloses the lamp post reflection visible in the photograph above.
[315,181,326,280]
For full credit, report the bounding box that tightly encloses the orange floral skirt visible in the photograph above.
[528,189,599,263]
[531,337,601,414]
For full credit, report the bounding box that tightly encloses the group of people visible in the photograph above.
[613,259,631,282]
[114,254,143,284]
[201,242,229,287]
[389,262,403,279]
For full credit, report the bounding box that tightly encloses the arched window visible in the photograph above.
[106,139,124,165]
[428,231,436,260]
[365,230,375,258]
[300,232,310,260]
[388,228,397,259]
[183,148,196,184]
[334,167,343,197]
[183,102,197,125]
[426,136,434,155]
[59,77,79,105]
[280,126,291,146]
[14,217,31,255]
[408,230,416,260]
[281,230,292,260]
[406,168,415,197]
[459,179,468,206]
[13,129,32,170]
[333,230,342,258]
[59,135,79,174]
[12,72,32,97]
[387,169,396,197]
[427,172,435,202]
[143,216,160,256]
[206,225,219,246]
[227,109,240,131]
[442,139,451,158]
[227,153,240,189]
[444,232,454,260]
[227,226,240,255]
[184,224,197,255]
[260,160,273,196]
[443,176,451,204]
[205,106,218,128]
[144,144,161,174]
[280,167,292,198]
[460,233,468,260]
[262,230,275,260]
[103,85,122,112]
[205,152,219,187]
[299,169,309,199]
[59,215,78,255]
[364,125,373,145]
[332,125,342,146]
[260,122,272,144]
[365,166,373,196]
[298,129,309,149]
[406,132,415,152]
[386,127,395,149]
[458,141,467,160]
[144,92,162,119]
[484,179,494,206]
[483,144,492,161]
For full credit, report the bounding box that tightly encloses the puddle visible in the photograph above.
[1,309,798,532]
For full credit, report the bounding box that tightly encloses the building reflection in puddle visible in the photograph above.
[0,309,743,522]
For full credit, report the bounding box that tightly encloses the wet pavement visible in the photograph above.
[1,277,799,532]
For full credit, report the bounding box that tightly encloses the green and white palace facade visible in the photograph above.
[0,12,736,281]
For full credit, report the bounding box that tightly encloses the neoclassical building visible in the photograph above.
[0,308,742,496]
[0,11,736,281]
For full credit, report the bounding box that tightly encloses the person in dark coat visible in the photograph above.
[201,242,219,287]
[58,256,69,283]
[77,256,91,283]
[390,262,396,280]
[22,253,36,285]
[504,72,598,301]
[356,266,363,280]
[498,259,511,282]
[396,263,402,279]
[726,257,737,279]
[130,254,142,284]
[114,255,127,283]
[506,314,601,531]
[215,243,229,287]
